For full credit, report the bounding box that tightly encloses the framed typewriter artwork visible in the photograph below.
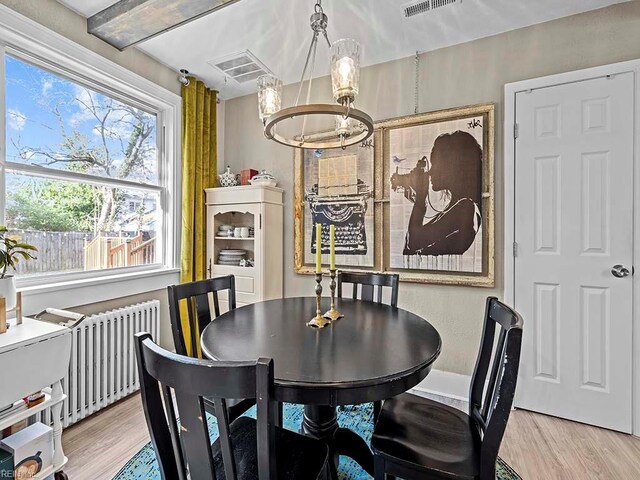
[294,132,382,273]
[294,103,494,287]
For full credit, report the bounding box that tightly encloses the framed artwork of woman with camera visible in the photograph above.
[379,103,494,286]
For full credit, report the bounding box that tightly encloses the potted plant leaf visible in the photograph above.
[0,227,37,310]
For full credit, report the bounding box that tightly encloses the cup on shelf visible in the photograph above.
[239,227,250,238]
[234,227,242,238]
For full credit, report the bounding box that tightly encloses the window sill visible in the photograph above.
[17,267,180,315]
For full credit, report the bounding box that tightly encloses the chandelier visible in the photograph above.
[256,0,374,150]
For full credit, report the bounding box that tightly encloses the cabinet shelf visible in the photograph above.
[214,237,255,241]
[213,264,255,270]
[0,392,66,431]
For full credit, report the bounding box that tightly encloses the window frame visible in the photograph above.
[0,5,181,293]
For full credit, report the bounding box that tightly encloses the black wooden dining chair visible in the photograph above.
[168,275,237,358]
[168,276,279,424]
[371,297,524,480]
[337,271,400,422]
[134,332,329,480]
[337,271,400,308]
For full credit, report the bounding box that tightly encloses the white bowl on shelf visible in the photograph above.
[250,170,278,187]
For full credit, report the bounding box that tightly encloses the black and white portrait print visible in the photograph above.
[389,116,484,273]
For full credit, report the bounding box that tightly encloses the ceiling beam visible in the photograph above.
[87,0,241,50]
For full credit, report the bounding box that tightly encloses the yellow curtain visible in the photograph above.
[180,79,217,356]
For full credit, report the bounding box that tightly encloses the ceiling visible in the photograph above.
[58,0,630,99]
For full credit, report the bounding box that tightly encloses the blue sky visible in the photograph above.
[5,55,62,160]
[4,54,157,184]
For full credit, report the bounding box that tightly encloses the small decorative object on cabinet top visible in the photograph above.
[240,169,258,185]
[218,166,240,187]
[249,170,278,187]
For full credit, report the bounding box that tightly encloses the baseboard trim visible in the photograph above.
[409,369,471,404]
[409,370,640,437]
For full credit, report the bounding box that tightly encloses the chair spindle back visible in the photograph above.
[337,272,400,307]
[168,275,237,357]
[468,297,523,479]
[134,332,277,480]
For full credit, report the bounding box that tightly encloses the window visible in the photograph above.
[0,45,179,285]
[3,54,162,279]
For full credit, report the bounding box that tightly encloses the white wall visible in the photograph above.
[223,2,640,375]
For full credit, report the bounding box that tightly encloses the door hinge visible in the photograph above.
[208,258,212,278]
[514,123,519,139]
[259,213,262,229]
[512,242,518,257]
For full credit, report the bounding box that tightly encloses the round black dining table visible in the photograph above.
[200,296,442,477]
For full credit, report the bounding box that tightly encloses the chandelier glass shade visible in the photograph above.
[257,0,373,150]
[257,75,282,122]
[330,38,360,104]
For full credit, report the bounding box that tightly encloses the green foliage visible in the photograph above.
[6,179,98,232]
[0,226,38,278]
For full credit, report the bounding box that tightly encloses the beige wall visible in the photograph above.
[1,0,180,349]
[223,2,640,375]
[0,0,180,95]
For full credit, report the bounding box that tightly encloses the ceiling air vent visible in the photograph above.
[207,50,273,84]
[403,0,458,18]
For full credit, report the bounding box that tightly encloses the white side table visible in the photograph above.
[0,318,72,479]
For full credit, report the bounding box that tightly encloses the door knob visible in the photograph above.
[611,264,631,278]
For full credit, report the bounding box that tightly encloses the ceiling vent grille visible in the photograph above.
[403,0,458,18]
[208,50,272,84]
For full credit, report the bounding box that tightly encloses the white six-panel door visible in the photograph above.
[513,73,634,433]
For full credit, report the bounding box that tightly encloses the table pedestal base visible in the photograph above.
[302,405,374,479]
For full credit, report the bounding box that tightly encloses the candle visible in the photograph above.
[316,223,322,274]
[330,224,336,270]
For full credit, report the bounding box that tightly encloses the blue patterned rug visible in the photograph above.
[113,403,521,479]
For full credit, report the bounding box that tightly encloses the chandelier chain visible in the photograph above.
[414,51,419,114]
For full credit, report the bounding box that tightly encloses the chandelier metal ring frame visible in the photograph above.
[257,0,374,150]
[264,104,374,149]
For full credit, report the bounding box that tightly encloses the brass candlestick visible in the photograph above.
[307,273,331,328]
[323,269,343,322]
[0,297,6,334]
[0,292,22,334]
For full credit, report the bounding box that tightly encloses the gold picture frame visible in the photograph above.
[294,102,494,287]
[378,103,495,286]
[294,129,383,274]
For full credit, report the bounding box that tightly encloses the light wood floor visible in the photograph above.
[62,393,640,480]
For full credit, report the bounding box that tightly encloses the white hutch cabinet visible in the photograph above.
[205,185,284,311]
